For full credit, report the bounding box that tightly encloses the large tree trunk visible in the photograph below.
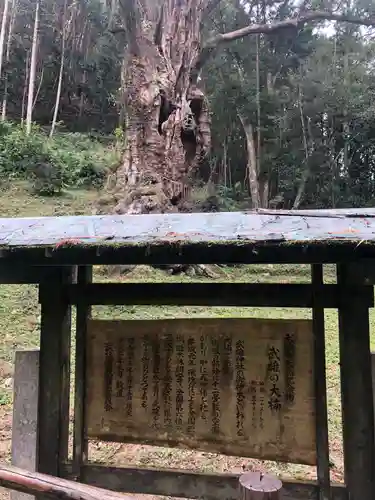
[104,1,211,216]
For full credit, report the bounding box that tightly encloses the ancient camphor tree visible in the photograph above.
[101,0,212,216]
[103,0,375,215]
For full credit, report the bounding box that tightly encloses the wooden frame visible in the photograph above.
[66,263,372,500]
[60,463,347,500]
[37,267,75,481]
[5,258,375,500]
[11,349,39,500]
[64,282,373,308]
[0,264,67,284]
[16,343,369,500]
[2,240,375,267]
[311,265,331,500]
[72,266,92,480]
[337,264,375,500]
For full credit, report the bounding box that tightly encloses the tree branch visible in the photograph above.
[191,10,375,82]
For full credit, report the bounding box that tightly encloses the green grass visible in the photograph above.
[0,183,371,485]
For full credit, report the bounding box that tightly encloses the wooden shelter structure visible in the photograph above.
[0,208,374,500]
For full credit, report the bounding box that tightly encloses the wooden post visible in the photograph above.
[72,265,92,479]
[337,264,375,500]
[311,265,331,500]
[37,267,75,482]
[238,472,282,500]
[11,349,40,500]
[371,352,375,441]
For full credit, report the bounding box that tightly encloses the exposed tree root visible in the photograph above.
[154,263,221,278]
[105,263,222,279]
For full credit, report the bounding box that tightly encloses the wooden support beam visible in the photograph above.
[0,465,132,500]
[72,266,92,479]
[311,265,331,500]
[60,463,348,500]
[0,265,69,284]
[337,264,375,500]
[64,282,374,308]
[336,259,375,285]
[11,350,39,500]
[3,240,375,266]
[372,352,375,440]
[37,267,75,482]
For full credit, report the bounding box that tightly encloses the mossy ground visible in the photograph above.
[0,183,373,498]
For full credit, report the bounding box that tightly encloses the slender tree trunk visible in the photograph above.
[1,0,15,121]
[255,33,261,182]
[32,65,44,111]
[343,43,350,176]
[223,138,227,187]
[1,71,7,121]
[233,41,267,208]
[0,0,10,81]
[342,2,353,180]
[77,22,89,121]
[50,0,67,138]
[26,0,40,136]
[228,152,232,188]
[238,112,260,209]
[78,70,86,118]
[21,50,30,126]
[293,82,310,209]
[330,37,338,207]
[260,178,268,208]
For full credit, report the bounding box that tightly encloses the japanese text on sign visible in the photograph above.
[86,318,316,465]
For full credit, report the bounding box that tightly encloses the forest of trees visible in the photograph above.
[1,0,375,210]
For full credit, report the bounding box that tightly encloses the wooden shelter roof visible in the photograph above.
[1,209,375,265]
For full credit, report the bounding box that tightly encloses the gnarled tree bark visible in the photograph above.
[100,0,211,217]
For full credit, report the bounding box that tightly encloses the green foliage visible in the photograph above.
[190,183,250,212]
[216,184,250,211]
[0,122,45,174]
[0,392,12,406]
[114,127,125,141]
[4,0,122,133]
[0,123,118,195]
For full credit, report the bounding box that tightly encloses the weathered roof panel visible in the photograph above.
[0,210,374,246]
[0,210,375,265]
